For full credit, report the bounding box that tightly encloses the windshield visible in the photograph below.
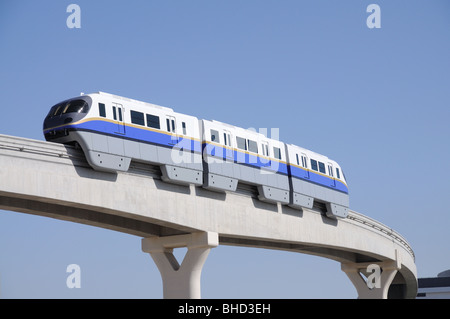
[46,99,90,118]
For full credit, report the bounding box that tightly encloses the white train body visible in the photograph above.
[43,92,349,218]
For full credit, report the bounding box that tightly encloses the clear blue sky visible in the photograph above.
[0,0,449,298]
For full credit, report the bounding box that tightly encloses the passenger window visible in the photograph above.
[166,117,176,133]
[236,137,247,150]
[336,167,341,179]
[131,110,145,126]
[210,129,219,142]
[301,155,308,168]
[98,103,106,117]
[248,139,258,153]
[112,106,117,120]
[328,165,334,177]
[318,162,326,174]
[311,159,318,171]
[273,147,281,160]
[146,114,160,129]
[296,154,300,166]
[118,107,123,122]
[223,131,232,147]
[261,142,269,156]
[182,122,186,135]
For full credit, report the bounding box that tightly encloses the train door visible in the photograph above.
[261,141,270,166]
[166,115,178,145]
[301,153,310,179]
[328,162,336,187]
[112,103,126,134]
[223,129,233,161]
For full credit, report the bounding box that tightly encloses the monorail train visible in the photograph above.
[43,92,349,218]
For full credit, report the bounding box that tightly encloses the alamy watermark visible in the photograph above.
[66,4,81,29]
[366,264,381,289]
[66,264,81,289]
[66,4,380,30]
[366,4,381,29]
[63,263,381,291]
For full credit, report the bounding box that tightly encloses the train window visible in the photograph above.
[311,159,318,171]
[62,104,70,113]
[63,100,89,114]
[118,107,123,122]
[146,114,160,129]
[296,154,300,166]
[131,110,145,126]
[273,147,281,160]
[223,130,232,147]
[98,103,106,117]
[47,100,89,119]
[166,117,176,133]
[236,136,247,150]
[112,106,117,120]
[301,155,308,168]
[54,105,64,116]
[182,122,186,135]
[328,165,334,177]
[318,162,326,174]
[261,142,269,156]
[210,129,219,142]
[46,103,63,118]
[336,167,341,179]
[248,139,258,153]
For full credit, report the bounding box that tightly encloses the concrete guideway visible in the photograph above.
[0,134,417,298]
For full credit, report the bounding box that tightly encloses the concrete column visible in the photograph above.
[142,231,218,299]
[341,255,401,299]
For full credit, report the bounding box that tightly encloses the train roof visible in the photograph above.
[91,91,174,112]
[286,143,337,163]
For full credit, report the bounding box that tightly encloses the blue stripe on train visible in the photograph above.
[289,165,349,194]
[47,119,348,193]
[202,142,289,175]
[61,120,203,153]
[205,143,348,193]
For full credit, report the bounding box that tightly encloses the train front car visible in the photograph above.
[43,92,204,180]
[43,93,132,173]
[43,95,92,144]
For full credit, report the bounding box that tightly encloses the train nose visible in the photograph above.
[44,98,91,127]
[64,117,73,124]
[43,97,91,141]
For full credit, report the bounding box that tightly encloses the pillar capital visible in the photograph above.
[142,231,218,299]
[142,231,219,253]
[341,250,401,299]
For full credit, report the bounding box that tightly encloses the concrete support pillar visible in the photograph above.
[341,255,401,299]
[142,231,218,299]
